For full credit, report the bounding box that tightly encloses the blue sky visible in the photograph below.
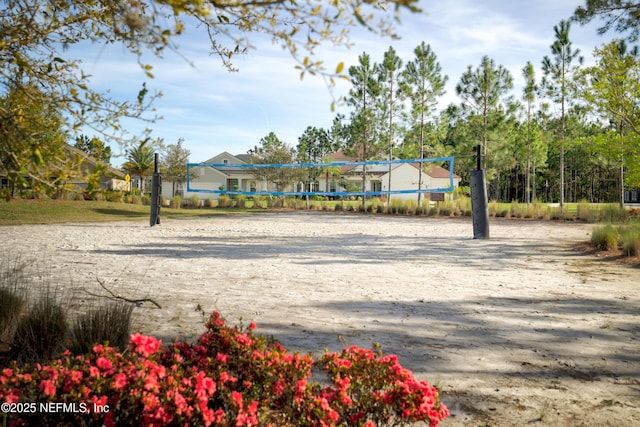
[76,0,618,166]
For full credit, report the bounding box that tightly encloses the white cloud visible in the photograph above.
[72,0,618,166]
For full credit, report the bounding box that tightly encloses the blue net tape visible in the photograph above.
[186,156,455,197]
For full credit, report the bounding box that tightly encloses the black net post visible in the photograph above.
[150,153,161,227]
[470,145,489,239]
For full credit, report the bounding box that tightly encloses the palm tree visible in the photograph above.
[123,139,154,193]
[321,157,343,194]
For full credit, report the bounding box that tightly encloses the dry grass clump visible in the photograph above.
[591,223,640,258]
[68,301,134,354]
[0,260,27,347]
[1,259,137,366]
[620,224,640,256]
[11,285,68,363]
[591,224,620,251]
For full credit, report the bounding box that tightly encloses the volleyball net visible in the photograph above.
[186,156,455,198]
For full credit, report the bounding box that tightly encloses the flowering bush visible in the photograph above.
[0,312,448,426]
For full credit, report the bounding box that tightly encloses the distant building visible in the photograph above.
[164,151,460,202]
[1,144,128,195]
[625,188,639,204]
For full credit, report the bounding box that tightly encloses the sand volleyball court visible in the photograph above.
[3,211,639,426]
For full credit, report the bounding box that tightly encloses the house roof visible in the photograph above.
[327,151,460,179]
[198,150,460,180]
[416,163,461,179]
[64,144,125,178]
[235,154,253,163]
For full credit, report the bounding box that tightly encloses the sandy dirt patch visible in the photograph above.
[2,211,639,426]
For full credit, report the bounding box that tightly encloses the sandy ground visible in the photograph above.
[2,211,639,426]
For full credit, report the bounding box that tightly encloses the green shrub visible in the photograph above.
[0,260,27,346]
[404,199,418,215]
[620,224,640,256]
[522,203,535,219]
[252,195,265,209]
[235,195,247,208]
[549,207,565,221]
[130,195,143,205]
[11,286,68,363]
[488,200,498,217]
[601,204,628,223]
[267,196,284,208]
[531,201,546,219]
[436,204,447,216]
[1,312,449,427]
[334,201,344,211]
[68,301,134,355]
[510,201,524,218]
[591,224,619,251]
[455,197,472,216]
[105,190,125,203]
[186,195,201,208]
[203,197,214,208]
[217,195,232,208]
[577,200,592,222]
[0,288,24,346]
[389,198,404,214]
[170,195,182,209]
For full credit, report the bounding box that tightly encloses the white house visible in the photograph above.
[315,151,461,201]
[163,151,460,202]
[162,151,263,200]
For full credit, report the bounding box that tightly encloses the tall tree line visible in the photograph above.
[275,20,640,205]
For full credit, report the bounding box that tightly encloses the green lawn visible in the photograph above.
[0,199,251,226]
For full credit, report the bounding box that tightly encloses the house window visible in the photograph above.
[227,179,238,191]
[0,178,8,189]
[250,181,256,192]
[329,181,337,192]
[223,159,229,164]
[371,181,382,193]
[305,181,319,192]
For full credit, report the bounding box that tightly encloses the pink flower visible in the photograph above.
[144,374,159,392]
[195,372,216,398]
[130,333,161,357]
[294,379,307,403]
[113,373,127,391]
[334,358,352,369]
[201,407,215,427]
[272,379,286,396]
[89,366,100,378]
[5,389,20,403]
[248,322,257,331]
[173,392,188,414]
[39,379,56,397]
[326,408,340,423]
[96,357,113,371]
[231,391,243,407]
[69,370,83,384]
[235,333,253,346]
[219,371,237,384]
